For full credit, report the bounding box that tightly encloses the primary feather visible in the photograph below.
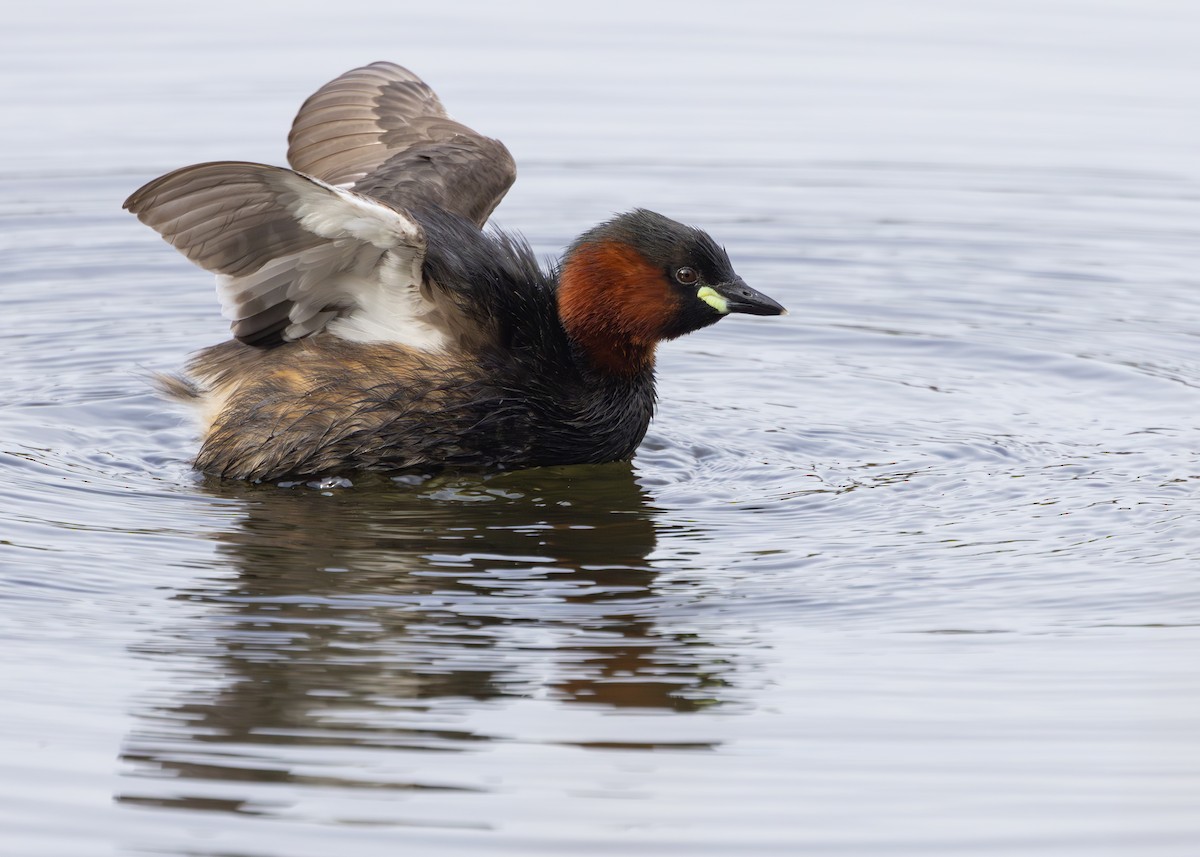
[286,61,515,226]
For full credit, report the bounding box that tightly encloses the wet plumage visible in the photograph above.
[126,62,785,482]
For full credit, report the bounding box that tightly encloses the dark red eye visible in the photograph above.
[675,267,698,285]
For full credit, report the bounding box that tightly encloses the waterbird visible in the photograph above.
[125,62,786,481]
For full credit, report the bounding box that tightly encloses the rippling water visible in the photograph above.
[3,1,1199,855]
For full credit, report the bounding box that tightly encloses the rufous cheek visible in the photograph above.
[558,241,680,375]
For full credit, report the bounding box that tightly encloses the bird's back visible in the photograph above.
[177,333,655,482]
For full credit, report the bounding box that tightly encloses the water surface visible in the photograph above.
[2,1,1199,855]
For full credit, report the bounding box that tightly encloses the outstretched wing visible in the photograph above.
[287,61,516,227]
[123,161,451,349]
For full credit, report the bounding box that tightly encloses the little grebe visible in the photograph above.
[126,62,786,481]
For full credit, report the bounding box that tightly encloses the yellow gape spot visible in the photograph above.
[697,286,729,314]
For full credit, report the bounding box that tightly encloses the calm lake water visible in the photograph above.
[2,1,1199,855]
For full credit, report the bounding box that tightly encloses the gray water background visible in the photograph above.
[2,1,1199,854]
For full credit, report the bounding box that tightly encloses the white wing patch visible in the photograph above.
[287,173,416,247]
[323,253,449,349]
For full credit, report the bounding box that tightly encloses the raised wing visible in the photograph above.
[123,161,449,349]
[287,61,516,227]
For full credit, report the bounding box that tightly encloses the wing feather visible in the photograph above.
[126,61,514,350]
[123,161,442,348]
[287,61,515,226]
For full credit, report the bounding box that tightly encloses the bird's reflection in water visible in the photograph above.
[120,462,741,814]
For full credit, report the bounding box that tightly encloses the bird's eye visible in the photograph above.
[675,267,698,285]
